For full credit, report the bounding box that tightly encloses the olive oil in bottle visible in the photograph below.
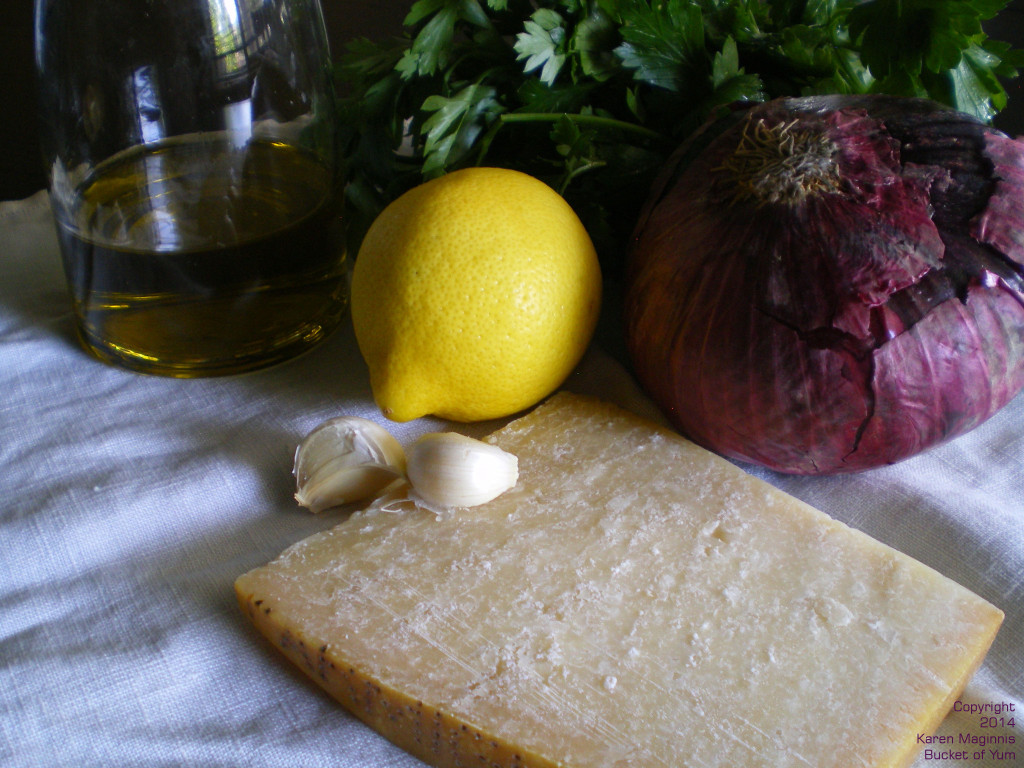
[56,134,348,377]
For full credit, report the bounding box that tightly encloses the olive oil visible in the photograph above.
[56,135,347,376]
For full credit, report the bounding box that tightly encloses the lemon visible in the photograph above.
[351,167,602,423]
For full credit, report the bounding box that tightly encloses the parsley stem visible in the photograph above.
[496,112,665,142]
[557,158,607,196]
[475,111,666,168]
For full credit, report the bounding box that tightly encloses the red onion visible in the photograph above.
[624,95,1024,474]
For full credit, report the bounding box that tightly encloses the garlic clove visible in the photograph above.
[293,416,407,513]
[405,432,518,510]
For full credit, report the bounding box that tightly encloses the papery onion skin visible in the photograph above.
[624,95,1024,475]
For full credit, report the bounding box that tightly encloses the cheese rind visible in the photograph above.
[236,392,1003,768]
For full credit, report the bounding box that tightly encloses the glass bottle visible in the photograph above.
[34,0,348,376]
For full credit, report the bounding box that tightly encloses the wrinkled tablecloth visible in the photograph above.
[1,190,1021,768]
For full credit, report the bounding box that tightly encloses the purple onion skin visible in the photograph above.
[624,95,1024,474]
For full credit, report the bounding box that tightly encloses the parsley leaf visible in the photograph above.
[515,9,570,85]
[337,0,1022,268]
[616,0,706,92]
[846,0,1019,118]
[421,85,503,176]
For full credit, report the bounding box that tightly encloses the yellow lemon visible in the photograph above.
[351,167,602,423]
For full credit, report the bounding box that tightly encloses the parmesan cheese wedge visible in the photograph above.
[235,392,1003,768]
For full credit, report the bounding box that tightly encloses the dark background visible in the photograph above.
[3,0,1023,202]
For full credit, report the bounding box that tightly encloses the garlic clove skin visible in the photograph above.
[294,416,407,513]
[406,432,518,510]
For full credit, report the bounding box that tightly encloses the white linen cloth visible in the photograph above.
[1,190,1021,768]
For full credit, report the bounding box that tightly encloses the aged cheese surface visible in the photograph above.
[235,392,1003,768]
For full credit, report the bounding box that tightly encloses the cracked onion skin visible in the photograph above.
[624,95,1024,474]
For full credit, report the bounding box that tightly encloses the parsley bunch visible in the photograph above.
[336,0,1021,265]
